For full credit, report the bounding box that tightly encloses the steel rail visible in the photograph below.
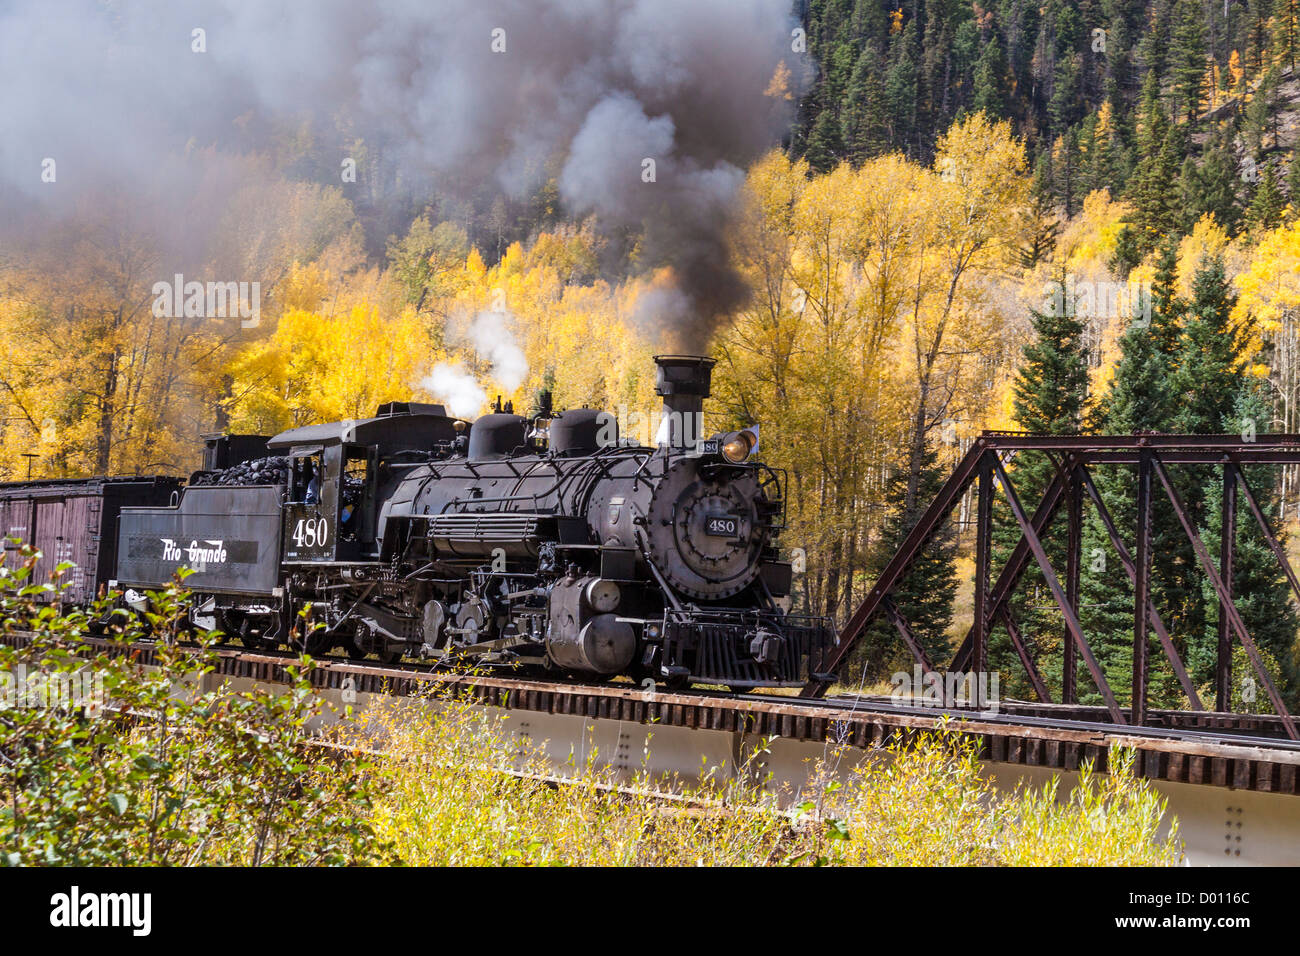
[6,633,1300,798]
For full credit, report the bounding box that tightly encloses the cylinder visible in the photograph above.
[546,612,636,674]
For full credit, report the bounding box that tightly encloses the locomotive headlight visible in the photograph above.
[720,429,757,463]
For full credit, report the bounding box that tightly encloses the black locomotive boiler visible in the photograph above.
[109,356,833,688]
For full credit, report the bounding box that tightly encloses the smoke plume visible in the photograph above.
[0,0,807,347]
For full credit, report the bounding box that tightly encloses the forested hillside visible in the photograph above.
[791,0,1300,708]
[793,0,1300,230]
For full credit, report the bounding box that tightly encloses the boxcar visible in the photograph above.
[0,476,184,604]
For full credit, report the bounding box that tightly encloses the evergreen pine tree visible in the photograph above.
[851,443,958,681]
[1048,56,1083,137]
[1012,288,1092,434]
[1181,126,1242,234]
[843,41,889,163]
[1017,163,1061,269]
[1169,0,1207,124]
[972,34,1008,119]
[1246,162,1286,232]
[1245,0,1275,74]
[1051,130,1083,215]
[1275,0,1300,71]
[804,109,845,174]
[1136,0,1175,78]
[884,21,920,155]
[988,280,1090,699]
[1172,256,1249,434]
[1123,72,1183,258]
[1244,66,1281,160]
[1150,240,1184,357]
[1078,111,1104,197]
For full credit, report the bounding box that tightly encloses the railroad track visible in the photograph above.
[15,631,1297,745]
[806,693,1300,752]
[5,634,1294,749]
[191,639,1300,751]
[6,631,1300,795]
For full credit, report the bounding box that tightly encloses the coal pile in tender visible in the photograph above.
[192,456,290,486]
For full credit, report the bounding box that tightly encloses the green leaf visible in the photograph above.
[825,818,851,841]
[107,793,128,816]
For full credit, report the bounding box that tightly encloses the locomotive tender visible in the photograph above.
[13,356,832,688]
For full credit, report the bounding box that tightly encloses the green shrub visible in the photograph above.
[1,544,1182,867]
[0,547,393,865]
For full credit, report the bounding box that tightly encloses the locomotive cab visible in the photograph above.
[268,404,460,566]
[282,445,344,562]
[280,443,380,562]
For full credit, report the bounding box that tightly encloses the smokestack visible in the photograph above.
[654,355,715,449]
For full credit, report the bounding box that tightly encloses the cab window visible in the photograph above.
[291,453,324,504]
[340,446,371,531]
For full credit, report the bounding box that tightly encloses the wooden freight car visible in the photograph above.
[0,476,184,604]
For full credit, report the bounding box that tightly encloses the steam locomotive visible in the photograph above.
[1,357,833,688]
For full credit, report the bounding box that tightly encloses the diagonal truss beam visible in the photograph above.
[881,595,937,677]
[971,452,993,678]
[1064,465,1083,704]
[803,440,990,694]
[1152,458,1299,740]
[1075,465,1204,709]
[950,453,1073,673]
[991,456,1126,723]
[996,606,1052,702]
[1229,456,1300,606]
[1217,464,1237,713]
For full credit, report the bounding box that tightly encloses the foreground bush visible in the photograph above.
[1,548,1182,866]
[361,702,1182,866]
[0,549,392,865]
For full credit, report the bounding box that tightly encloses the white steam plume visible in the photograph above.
[420,309,530,416]
[421,364,488,419]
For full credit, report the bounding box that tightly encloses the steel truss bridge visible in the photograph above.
[807,433,1300,745]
